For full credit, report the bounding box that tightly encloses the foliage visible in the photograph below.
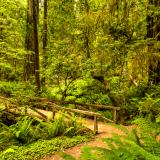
[0,81,36,97]
[128,84,160,120]
[0,0,26,81]
[49,78,112,104]
[0,122,19,152]
[0,135,91,160]
[61,119,160,160]
[0,112,92,149]
[10,116,34,144]
[98,110,113,119]
[40,113,66,138]
[0,112,93,159]
[39,112,83,138]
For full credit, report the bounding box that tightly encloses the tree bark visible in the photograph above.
[24,0,40,93]
[43,0,48,51]
[42,0,48,85]
[147,0,160,85]
[24,0,35,81]
[84,0,90,58]
[33,0,40,94]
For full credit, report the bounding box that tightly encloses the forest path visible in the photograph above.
[42,119,134,160]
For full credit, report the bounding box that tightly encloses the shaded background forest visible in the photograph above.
[1,0,160,121]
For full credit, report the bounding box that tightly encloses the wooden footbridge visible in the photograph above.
[0,96,120,134]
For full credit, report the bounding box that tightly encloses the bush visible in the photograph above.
[98,110,113,119]
[0,81,36,97]
[10,117,34,144]
[0,122,19,152]
[0,111,91,148]
[39,112,87,138]
[49,79,112,104]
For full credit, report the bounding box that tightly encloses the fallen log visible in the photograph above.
[29,107,48,120]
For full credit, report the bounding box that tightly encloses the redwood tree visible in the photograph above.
[147,0,160,85]
[24,0,40,93]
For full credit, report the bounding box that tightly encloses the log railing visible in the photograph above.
[31,97,120,123]
[30,97,121,133]
[0,96,121,134]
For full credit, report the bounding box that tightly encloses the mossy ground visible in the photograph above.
[0,135,92,160]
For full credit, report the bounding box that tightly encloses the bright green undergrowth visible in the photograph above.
[0,135,91,160]
[0,110,93,160]
[61,118,160,160]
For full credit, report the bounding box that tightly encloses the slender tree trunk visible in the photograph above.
[0,13,3,40]
[33,0,40,94]
[42,0,48,86]
[43,0,48,51]
[24,0,35,81]
[84,0,90,58]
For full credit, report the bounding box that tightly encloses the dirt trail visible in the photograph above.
[42,119,134,160]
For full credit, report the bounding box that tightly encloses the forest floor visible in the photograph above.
[42,119,135,160]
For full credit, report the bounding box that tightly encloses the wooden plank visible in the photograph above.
[48,104,114,123]
[29,97,120,110]
[94,115,98,134]
[2,95,116,124]
[113,109,117,123]
[75,104,88,111]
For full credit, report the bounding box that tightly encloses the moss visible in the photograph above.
[0,135,92,160]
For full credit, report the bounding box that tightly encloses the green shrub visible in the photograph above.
[10,116,34,144]
[0,81,36,98]
[39,112,86,138]
[0,122,20,152]
[0,111,93,159]
[0,111,90,148]
[0,135,91,160]
[98,110,113,119]
[49,79,112,104]
[40,113,66,138]
[64,113,83,137]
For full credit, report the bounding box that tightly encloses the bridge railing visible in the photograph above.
[0,96,121,134]
[30,97,121,134]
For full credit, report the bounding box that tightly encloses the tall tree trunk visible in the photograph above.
[24,0,40,93]
[84,0,90,58]
[24,0,35,81]
[42,0,48,86]
[147,0,160,85]
[33,0,40,94]
[43,0,48,51]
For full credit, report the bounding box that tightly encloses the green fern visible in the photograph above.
[0,122,19,151]
[10,116,33,144]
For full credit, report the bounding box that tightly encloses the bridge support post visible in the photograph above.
[94,115,98,134]
[113,109,117,123]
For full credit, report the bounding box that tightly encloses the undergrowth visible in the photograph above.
[0,111,94,160]
[61,117,160,160]
[0,135,91,160]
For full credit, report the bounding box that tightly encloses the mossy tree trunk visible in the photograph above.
[41,0,48,86]
[24,0,40,93]
[147,0,160,85]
